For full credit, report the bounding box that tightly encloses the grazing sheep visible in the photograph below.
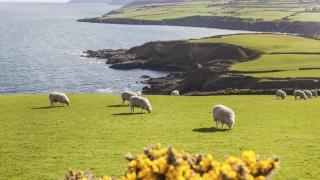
[276,90,286,100]
[303,90,313,99]
[49,92,70,107]
[129,96,152,113]
[171,90,180,96]
[213,105,235,129]
[311,90,318,98]
[121,91,137,104]
[293,90,307,100]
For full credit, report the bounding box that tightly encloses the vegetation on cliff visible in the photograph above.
[1,94,319,179]
[84,33,320,94]
[102,0,320,22]
[190,34,320,78]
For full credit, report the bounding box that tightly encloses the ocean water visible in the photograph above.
[0,3,253,94]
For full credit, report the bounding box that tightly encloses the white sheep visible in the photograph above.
[121,91,138,104]
[49,92,70,107]
[293,90,307,100]
[129,96,152,113]
[171,90,180,96]
[275,90,286,100]
[213,105,235,129]
[303,90,313,99]
[311,90,318,98]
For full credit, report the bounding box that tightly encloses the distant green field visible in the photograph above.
[190,34,320,78]
[290,12,320,21]
[237,11,293,21]
[231,54,320,71]
[189,34,320,53]
[102,0,320,22]
[0,94,320,179]
[244,69,320,78]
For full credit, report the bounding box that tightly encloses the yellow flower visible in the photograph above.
[241,151,257,164]
[129,160,137,168]
[255,175,266,180]
[274,162,280,169]
[261,160,272,169]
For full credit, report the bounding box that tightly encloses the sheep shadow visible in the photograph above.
[192,127,230,133]
[32,106,65,110]
[112,112,145,116]
[107,104,129,108]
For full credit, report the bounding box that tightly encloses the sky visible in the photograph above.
[0,0,68,2]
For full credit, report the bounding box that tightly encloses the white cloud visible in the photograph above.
[0,0,68,2]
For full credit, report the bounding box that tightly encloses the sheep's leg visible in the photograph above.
[142,108,144,114]
[221,123,224,129]
[130,106,133,113]
[122,98,125,104]
[215,120,219,128]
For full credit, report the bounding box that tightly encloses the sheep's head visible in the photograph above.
[146,106,152,113]
[227,122,234,129]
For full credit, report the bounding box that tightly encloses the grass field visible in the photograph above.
[244,69,320,78]
[189,34,320,53]
[1,94,320,179]
[230,54,320,71]
[101,0,320,22]
[290,12,320,21]
[190,34,320,78]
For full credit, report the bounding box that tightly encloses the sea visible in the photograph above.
[0,3,253,94]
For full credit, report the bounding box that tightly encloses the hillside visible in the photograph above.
[84,33,320,95]
[79,0,320,37]
[98,0,320,22]
[190,34,320,78]
[0,94,319,179]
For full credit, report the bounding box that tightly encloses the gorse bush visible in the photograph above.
[65,144,280,180]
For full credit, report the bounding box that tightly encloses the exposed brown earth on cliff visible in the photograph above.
[83,39,320,95]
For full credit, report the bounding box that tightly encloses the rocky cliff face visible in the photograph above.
[79,16,320,39]
[85,40,259,71]
[84,39,320,95]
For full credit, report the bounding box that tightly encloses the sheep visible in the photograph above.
[49,92,70,107]
[275,90,286,100]
[129,96,152,113]
[171,90,180,96]
[213,105,235,129]
[303,90,313,99]
[121,91,137,104]
[311,90,318,98]
[293,90,307,100]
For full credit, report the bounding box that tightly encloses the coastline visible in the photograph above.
[78,16,320,39]
[83,35,320,95]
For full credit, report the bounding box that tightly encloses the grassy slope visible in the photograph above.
[102,0,320,22]
[189,34,320,53]
[290,12,320,21]
[0,94,320,179]
[244,69,320,78]
[230,54,320,71]
[190,34,320,78]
